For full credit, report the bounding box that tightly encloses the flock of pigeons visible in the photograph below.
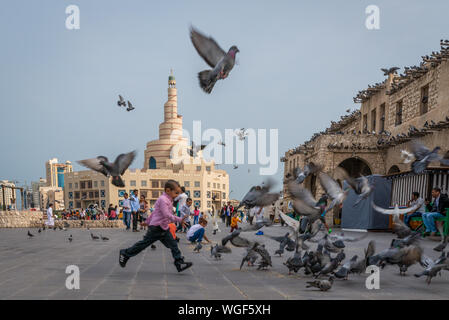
[27,221,110,243]
[117,95,135,112]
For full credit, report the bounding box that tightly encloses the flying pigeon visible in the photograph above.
[381,67,400,76]
[235,128,248,141]
[77,151,136,187]
[218,141,226,146]
[190,26,239,94]
[401,150,415,164]
[295,163,322,184]
[189,141,207,158]
[117,95,126,107]
[235,178,280,210]
[345,175,373,206]
[233,165,238,169]
[415,252,448,284]
[371,202,420,216]
[409,141,449,174]
[126,101,135,112]
[319,172,348,211]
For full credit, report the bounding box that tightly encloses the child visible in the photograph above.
[179,198,193,233]
[186,217,211,244]
[193,206,200,225]
[230,212,241,232]
[119,180,192,272]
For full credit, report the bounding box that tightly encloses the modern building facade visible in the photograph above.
[45,158,73,188]
[31,178,47,209]
[282,40,449,226]
[0,180,16,209]
[64,71,230,213]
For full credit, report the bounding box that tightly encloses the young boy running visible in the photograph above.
[119,180,192,272]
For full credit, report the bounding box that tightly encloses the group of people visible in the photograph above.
[403,187,448,236]
[60,206,110,220]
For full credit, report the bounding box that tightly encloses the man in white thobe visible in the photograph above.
[45,203,55,226]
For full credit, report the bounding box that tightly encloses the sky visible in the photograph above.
[1,0,449,200]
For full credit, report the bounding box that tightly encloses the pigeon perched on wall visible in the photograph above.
[77,151,136,187]
[381,67,400,76]
[190,26,239,94]
[117,95,126,107]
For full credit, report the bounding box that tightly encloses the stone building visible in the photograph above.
[39,186,64,211]
[282,40,449,226]
[64,71,230,213]
[0,180,16,209]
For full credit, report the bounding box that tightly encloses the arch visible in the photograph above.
[388,165,400,174]
[337,157,372,178]
[149,157,157,169]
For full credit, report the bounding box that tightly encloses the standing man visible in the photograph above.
[422,188,448,236]
[225,201,233,228]
[122,193,132,230]
[45,203,55,227]
[130,189,140,232]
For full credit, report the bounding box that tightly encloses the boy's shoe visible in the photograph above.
[175,259,193,272]
[119,249,129,268]
[176,237,180,243]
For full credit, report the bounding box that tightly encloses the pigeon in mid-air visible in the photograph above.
[235,128,248,141]
[218,141,226,147]
[188,141,206,158]
[295,163,322,184]
[409,141,449,174]
[233,165,238,169]
[381,67,400,76]
[371,202,420,217]
[346,175,373,206]
[235,178,280,210]
[319,172,348,211]
[190,26,239,94]
[400,150,415,164]
[117,95,126,107]
[126,101,135,112]
[415,252,448,284]
[77,151,136,187]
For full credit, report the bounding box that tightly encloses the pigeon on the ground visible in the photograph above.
[100,235,109,241]
[434,236,448,252]
[391,214,412,239]
[27,230,34,238]
[126,101,135,112]
[77,151,136,187]
[390,232,421,249]
[68,235,73,242]
[38,228,41,233]
[194,242,202,253]
[222,229,242,246]
[117,95,126,107]
[190,26,239,94]
[409,141,449,174]
[334,241,375,279]
[211,244,223,260]
[53,226,57,231]
[306,276,334,291]
[415,252,448,284]
[90,233,100,241]
[369,245,423,276]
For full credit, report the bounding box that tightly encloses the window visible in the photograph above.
[207,191,211,198]
[152,191,159,198]
[207,201,211,208]
[141,180,147,187]
[196,166,201,171]
[94,181,98,188]
[68,192,73,199]
[100,190,105,198]
[222,184,225,189]
[69,183,73,189]
[69,201,73,208]
[149,157,157,169]
[118,190,126,197]
[207,182,210,188]
[371,109,376,133]
[81,192,87,199]
[130,180,136,187]
[184,181,190,187]
[380,103,386,132]
[75,182,78,189]
[87,181,92,189]
[151,180,159,188]
[89,191,94,199]
[395,100,403,126]
[76,201,81,208]
[101,180,105,187]
[94,191,99,198]
[185,190,191,197]
[194,190,201,198]
[194,200,201,208]
[222,192,226,199]
[194,181,200,187]
[213,183,216,188]
[75,191,80,199]
[80,181,86,189]
[206,166,211,172]
[101,200,106,208]
[421,84,429,115]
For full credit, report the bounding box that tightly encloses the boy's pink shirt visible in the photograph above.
[146,192,182,230]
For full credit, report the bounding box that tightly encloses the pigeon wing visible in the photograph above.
[410,141,430,161]
[279,212,300,231]
[319,172,343,200]
[288,181,317,208]
[115,151,137,175]
[77,157,109,177]
[190,26,226,68]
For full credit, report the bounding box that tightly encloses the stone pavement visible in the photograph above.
[0,220,448,300]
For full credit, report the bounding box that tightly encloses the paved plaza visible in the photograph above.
[0,221,448,300]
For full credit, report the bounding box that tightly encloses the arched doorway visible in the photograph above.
[388,165,400,174]
[338,157,372,178]
[149,157,156,169]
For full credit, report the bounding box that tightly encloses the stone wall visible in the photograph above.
[0,211,125,228]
